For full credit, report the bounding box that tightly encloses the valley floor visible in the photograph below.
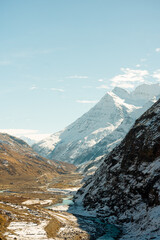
[0,171,122,240]
[0,172,91,240]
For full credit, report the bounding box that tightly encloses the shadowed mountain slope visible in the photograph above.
[75,98,160,239]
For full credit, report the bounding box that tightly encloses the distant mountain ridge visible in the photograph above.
[19,135,36,145]
[33,83,160,166]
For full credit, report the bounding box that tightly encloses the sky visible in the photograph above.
[0,0,160,140]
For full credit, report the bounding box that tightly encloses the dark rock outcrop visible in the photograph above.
[75,99,160,239]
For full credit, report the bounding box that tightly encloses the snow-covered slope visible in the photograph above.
[75,98,160,240]
[33,83,160,166]
[19,136,36,146]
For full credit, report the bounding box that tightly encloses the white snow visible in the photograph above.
[22,199,52,205]
[5,221,54,240]
[47,205,69,211]
[75,97,160,240]
[33,83,160,168]
[120,205,160,240]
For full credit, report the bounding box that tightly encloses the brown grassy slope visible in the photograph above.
[0,133,76,185]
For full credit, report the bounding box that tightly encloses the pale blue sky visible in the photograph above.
[0,0,160,139]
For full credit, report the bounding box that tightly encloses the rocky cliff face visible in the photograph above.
[75,98,160,239]
[33,84,160,166]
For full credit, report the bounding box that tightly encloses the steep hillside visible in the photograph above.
[75,98,160,239]
[33,83,160,166]
[0,134,81,240]
[0,133,76,184]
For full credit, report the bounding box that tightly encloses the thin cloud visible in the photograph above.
[13,49,54,58]
[114,83,135,89]
[51,88,65,92]
[24,133,50,141]
[110,68,149,89]
[0,61,11,66]
[96,85,110,89]
[30,85,38,90]
[140,58,147,62]
[0,129,50,141]
[67,75,88,79]
[76,100,97,104]
[29,86,65,92]
[153,69,160,81]
[25,75,41,81]
[82,86,93,89]
[0,129,38,135]
[98,79,104,82]
[155,48,160,52]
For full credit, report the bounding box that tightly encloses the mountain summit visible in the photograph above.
[33,83,160,166]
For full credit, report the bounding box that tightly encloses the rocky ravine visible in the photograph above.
[75,98,160,239]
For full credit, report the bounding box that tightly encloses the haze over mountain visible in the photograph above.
[75,96,160,240]
[33,84,160,167]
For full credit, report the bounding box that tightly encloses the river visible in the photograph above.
[46,194,121,240]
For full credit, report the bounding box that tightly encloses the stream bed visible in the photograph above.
[46,195,121,240]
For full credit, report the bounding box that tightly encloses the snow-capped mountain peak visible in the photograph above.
[132,83,160,100]
[112,87,130,100]
[33,84,160,166]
